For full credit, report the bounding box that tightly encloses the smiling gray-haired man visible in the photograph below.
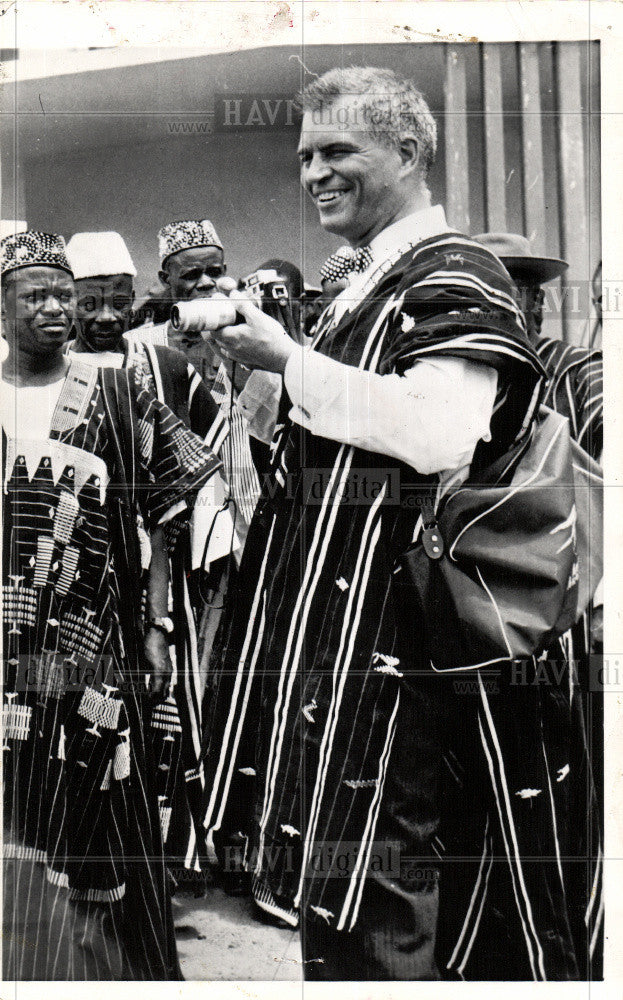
[199,67,599,981]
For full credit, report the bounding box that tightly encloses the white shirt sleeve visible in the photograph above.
[282,345,498,476]
[236,370,283,444]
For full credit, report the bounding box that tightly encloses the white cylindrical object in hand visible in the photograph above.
[170,294,237,334]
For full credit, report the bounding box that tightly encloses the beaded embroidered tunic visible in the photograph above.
[2,359,221,979]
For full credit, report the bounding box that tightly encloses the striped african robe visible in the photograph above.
[125,340,229,876]
[533,335,604,979]
[2,360,221,979]
[128,325,261,547]
[66,337,230,877]
[199,234,599,978]
[535,337,603,461]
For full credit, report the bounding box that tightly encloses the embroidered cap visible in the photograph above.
[319,244,372,284]
[158,219,222,267]
[65,231,137,280]
[1,231,73,278]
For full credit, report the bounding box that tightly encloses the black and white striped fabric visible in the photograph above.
[209,363,261,530]
[535,336,603,460]
[2,361,221,979]
[199,233,600,979]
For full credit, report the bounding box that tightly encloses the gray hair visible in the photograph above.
[297,66,437,178]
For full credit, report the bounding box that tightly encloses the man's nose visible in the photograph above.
[196,271,216,291]
[42,293,63,315]
[304,152,332,187]
[95,301,116,324]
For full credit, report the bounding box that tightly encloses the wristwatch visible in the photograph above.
[147,616,175,638]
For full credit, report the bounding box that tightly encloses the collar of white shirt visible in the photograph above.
[365,203,451,268]
[328,204,451,323]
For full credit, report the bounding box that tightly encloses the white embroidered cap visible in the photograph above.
[65,231,137,280]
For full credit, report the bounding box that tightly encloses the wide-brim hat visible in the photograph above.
[474,232,568,284]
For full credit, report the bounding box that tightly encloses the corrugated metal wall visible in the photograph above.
[443,42,600,346]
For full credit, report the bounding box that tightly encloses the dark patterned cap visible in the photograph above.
[158,219,222,266]
[0,231,73,278]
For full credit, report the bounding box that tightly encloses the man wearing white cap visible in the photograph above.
[66,230,228,446]
[65,230,233,882]
[66,230,137,360]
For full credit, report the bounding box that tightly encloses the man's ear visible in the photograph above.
[1,278,11,323]
[398,137,420,176]
[158,269,170,288]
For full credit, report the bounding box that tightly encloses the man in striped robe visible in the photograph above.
[64,231,230,881]
[199,67,600,979]
[127,218,261,552]
[475,232,604,976]
[1,231,222,978]
[128,222,262,888]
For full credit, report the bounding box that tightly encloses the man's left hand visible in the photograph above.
[209,294,297,375]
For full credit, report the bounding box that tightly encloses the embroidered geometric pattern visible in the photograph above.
[185,765,204,783]
[151,697,183,734]
[68,883,126,903]
[52,491,80,544]
[133,362,153,396]
[77,687,122,730]
[46,867,69,889]
[113,738,131,781]
[33,536,56,588]
[100,761,113,791]
[0,230,72,276]
[137,417,154,463]
[55,545,80,596]
[2,585,37,626]
[3,702,32,740]
[3,841,48,862]
[319,244,372,282]
[158,799,173,842]
[60,613,104,660]
[171,424,206,474]
[33,652,65,699]
[52,363,98,435]
[158,218,222,265]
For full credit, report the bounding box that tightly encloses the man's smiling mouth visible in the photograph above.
[315,190,348,205]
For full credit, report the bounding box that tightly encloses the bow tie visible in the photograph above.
[319,244,373,283]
